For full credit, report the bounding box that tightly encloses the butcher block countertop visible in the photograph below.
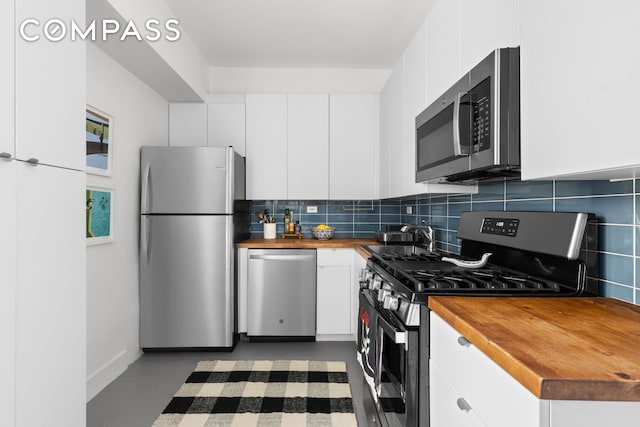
[236,237,378,258]
[429,296,640,401]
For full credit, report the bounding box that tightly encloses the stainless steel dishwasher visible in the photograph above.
[247,249,316,338]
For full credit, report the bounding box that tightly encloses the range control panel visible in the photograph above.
[481,217,520,237]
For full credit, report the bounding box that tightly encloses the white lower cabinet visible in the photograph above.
[430,312,640,427]
[547,400,640,427]
[430,362,486,427]
[351,251,367,340]
[430,312,546,427]
[316,249,352,339]
[237,247,249,333]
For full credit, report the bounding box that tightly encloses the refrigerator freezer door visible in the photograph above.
[140,214,233,348]
[141,146,234,214]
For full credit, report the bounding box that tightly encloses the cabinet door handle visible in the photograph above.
[25,158,39,166]
[456,397,472,411]
[457,336,471,347]
[0,152,12,161]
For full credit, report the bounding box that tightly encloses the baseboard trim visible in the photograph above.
[86,348,141,402]
[315,334,356,342]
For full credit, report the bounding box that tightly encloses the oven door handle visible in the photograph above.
[378,314,407,345]
[452,91,469,157]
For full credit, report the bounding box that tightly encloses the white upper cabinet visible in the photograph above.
[378,18,477,198]
[0,0,14,405]
[0,10,15,418]
[426,0,518,106]
[246,93,377,200]
[459,0,519,73]
[329,94,377,200]
[1,0,13,158]
[245,94,288,200]
[520,0,640,180]
[14,0,85,170]
[208,104,246,156]
[287,94,329,200]
[426,0,460,106]
[169,103,208,147]
[379,61,405,199]
[404,23,431,196]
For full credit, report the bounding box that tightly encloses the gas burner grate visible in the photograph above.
[378,253,441,263]
[404,269,560,292]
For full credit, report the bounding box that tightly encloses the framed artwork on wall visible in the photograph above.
[86,186,115,245]
[86,105,113,176]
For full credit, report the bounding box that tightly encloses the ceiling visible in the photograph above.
[165,0,435,69]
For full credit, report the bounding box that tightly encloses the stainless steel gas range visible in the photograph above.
[356,211,598,427]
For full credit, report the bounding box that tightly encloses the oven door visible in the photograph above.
[376,309,416,427]
[357,290,378,385]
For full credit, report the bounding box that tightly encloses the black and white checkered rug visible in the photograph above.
[152,360,358,426]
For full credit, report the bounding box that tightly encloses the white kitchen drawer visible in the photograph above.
[430,312,548,427]
[316,248,352,266]
[430,361,486,427]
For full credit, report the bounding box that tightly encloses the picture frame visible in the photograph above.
[86,186,115,245]
[86,105,113,176]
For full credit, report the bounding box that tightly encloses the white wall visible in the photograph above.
[86,44,169,401]
[91,0,210,101]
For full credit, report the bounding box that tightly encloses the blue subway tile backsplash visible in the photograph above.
[249,199,402,239]
[555,195,634,224]
[248,179,639,305]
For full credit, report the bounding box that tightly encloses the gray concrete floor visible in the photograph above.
[87,340,366,426]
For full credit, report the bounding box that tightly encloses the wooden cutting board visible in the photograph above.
[428,296,640,401]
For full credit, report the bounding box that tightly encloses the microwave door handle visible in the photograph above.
[453,91,468,156]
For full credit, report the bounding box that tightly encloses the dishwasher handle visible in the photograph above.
[249,254,316,261]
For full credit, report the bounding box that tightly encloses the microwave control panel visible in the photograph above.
[470,77,492,152]
[481,218,520,237]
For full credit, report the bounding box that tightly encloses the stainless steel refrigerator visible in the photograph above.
[139,146,249,350]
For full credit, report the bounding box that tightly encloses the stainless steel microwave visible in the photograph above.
[415,47,520,184]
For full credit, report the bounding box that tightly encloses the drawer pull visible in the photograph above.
[457,336,471,347]
[456,397,472,411]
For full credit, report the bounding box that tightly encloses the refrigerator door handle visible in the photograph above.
[141,162,151,213]
[225,147,234,213]
[141,215,150,263]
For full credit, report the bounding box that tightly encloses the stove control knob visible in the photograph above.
[371,276,382,290]
[383,295,400,311]
[378,288,391,302]
[358,269,370,289]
